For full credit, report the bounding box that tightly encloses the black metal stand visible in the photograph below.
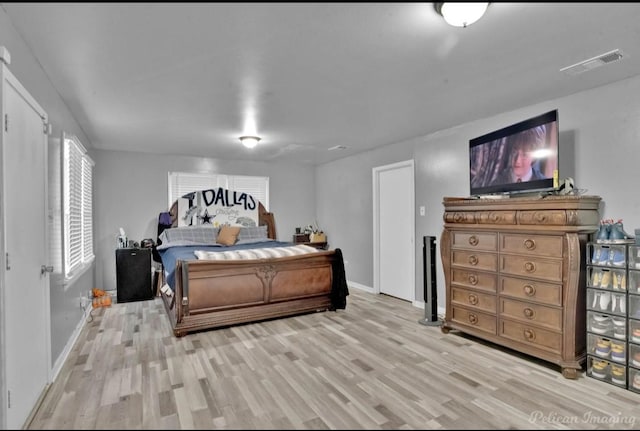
[419,235,441,326]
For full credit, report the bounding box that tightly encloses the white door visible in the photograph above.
[2,66,50,429]
[373,160,414,302]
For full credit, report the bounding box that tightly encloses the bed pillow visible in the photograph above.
[236,225,271,245]
[156,226,219,250]
[217,225,241,246]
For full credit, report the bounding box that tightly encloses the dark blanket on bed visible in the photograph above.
[330,248,349,310]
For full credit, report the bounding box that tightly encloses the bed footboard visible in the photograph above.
[160,250,343,336]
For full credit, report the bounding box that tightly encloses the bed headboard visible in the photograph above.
[167,188,276,239]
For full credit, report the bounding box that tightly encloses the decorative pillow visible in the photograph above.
[157,226,219,250]
[236,225,270,244]
[217,225,241,246]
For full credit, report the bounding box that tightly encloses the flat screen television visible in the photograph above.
[469,109,559,197]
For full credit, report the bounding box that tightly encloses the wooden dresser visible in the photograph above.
[440,195,601,378]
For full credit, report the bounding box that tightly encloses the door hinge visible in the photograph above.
[43,122,52,135]
[6,252,10,270]
[4,114,7,132]
[7,390,10,408]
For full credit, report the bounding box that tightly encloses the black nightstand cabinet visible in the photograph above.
[116,248,153,303]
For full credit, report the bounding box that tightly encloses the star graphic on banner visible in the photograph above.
[199,209,215,224]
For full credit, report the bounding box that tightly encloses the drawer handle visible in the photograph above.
[468,255,479,266]
[535,213,547,223]
[523,308,535,319]
[524,262,536,273]
[523,328,536,341]
[468,235,479,246]
[468,294,479,305]
[523,284,536,297]
[468,313,478,325]
[468,274,478,285]
[523,239,536,250]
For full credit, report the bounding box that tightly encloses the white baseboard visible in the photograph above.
[412,299,445,316]
[50,305,91,381]
[347,280,374,294]
[348,281,445,315]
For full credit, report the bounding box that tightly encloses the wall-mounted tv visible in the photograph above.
[469,110,559,197]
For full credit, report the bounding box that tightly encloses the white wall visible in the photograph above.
[318,73,640,308]
[0,8,94,367]
[93,149,317,292]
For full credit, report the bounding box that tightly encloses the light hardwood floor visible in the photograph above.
[28,288,640,430]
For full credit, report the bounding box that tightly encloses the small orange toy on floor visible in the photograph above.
[91,288,112,308]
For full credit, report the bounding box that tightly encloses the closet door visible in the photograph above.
[1,62,51,430]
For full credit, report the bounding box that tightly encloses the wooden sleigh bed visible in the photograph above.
[157,188,348,337]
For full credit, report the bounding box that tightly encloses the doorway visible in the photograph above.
[1,62,51,429]
[373,160,415,302]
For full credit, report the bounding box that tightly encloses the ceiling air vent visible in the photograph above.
[560,49,625,76]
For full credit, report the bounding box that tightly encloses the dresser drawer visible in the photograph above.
[444,211,475,224]
[451,250,497,272]
[499,233,563,258]
[451,287,496,314]
[517,210,567,226]
[499,319,562,354]
[451,269,497,293]
[499,298,562,331]
[500,255,563,283]
[451,232,497,251]
[451,307,496,335]
[499,276,562,306]
[476,211,516,225]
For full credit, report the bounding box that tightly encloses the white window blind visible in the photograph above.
[63,134,94,278]
[168,172,269,210]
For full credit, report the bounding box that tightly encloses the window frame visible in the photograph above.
[167,172,269,210]
[62,132,94,281]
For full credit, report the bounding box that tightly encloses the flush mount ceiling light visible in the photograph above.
[434,2,489,28]
[239,135,261,149]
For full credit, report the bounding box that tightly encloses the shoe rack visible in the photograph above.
[586,241,636,389]
[628,245,640,392]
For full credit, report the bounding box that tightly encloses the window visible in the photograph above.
[168,172,269,210]
[63,133,94,278]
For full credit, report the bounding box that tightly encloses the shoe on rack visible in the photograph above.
[592,291,600,309]
[611,364,626,385]
[609,219,635,243]
[600,271,611,289]
[633,373,640,390]
[595,339,611,357]
[599,291,611,311]
[633,352,640,368]
[599,247,611,265]
[611,248,626,266]
[591,245,603,265]
[617,294,626,314]
[591,359,609,379]
[595,219,612,243]
[612,317,626,339]
[612,272,620,290]
[591,270,602,288]
[610,343,625,362]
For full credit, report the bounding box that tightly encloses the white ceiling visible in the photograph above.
[3,3,640,165]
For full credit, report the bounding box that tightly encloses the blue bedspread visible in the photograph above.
[159,240,295,290]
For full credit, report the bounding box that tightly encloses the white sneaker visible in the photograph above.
[600,292,611,311]
[618,295,626,314]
